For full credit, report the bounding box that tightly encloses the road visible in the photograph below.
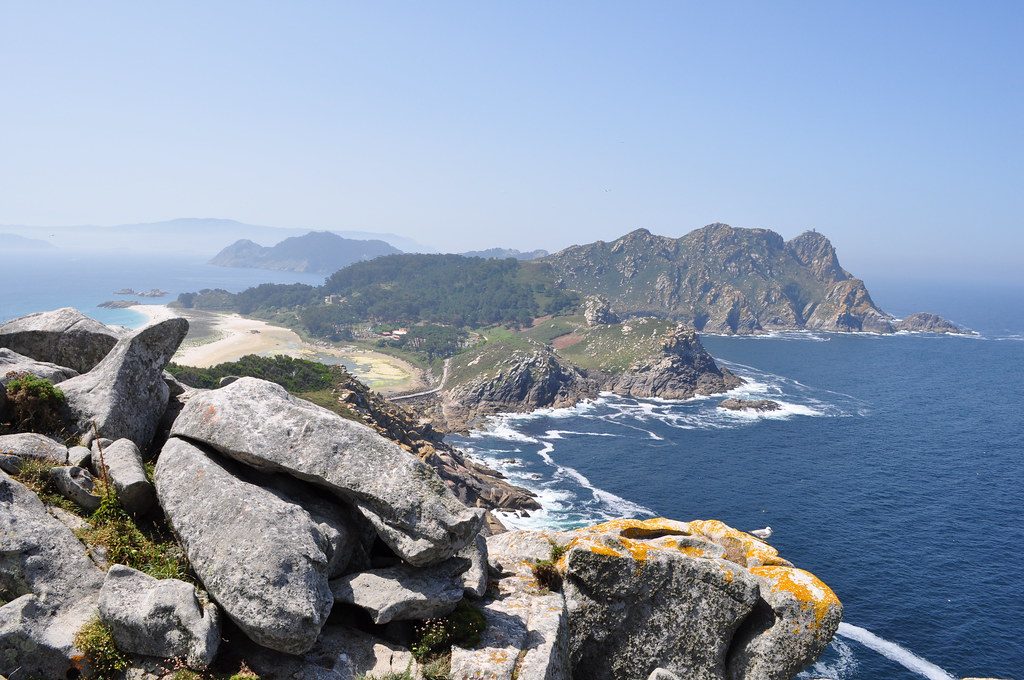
[389,358,450,402]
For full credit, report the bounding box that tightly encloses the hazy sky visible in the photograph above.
[1,2,1021,281]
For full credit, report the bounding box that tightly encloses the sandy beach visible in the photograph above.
[130,304,427,394]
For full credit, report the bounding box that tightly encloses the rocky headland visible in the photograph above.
[0,307,844,679]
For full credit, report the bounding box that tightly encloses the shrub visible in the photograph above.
[412,601,487,661]
[2,372,66,434]
[74,618,129,679]
[531,542,567,592]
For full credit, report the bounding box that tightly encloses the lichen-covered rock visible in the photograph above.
[0,307,123,373]
[170,377,483,567]
[49,465,101,511]
[0,470,104,679]
[0,432,68,463]
[155,437,345,654]
[91,438,155,514]
[98,564,221,669]
[0,347,78,384]
[60,317,188,448]
[330,558,467,624]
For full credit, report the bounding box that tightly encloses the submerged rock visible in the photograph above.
[99,564,221,669]
[170,377,483,567]
[0,307,123,373]
[155,437,345,654]
[60,317,188,448]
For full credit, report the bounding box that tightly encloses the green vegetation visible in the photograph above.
[168,354,336,391]
[520,315,585,344]
[74,618,130,679]
[1,372,66,435]
[355,671,413,680]
[557,317,676,372]
[411,601,487,668]
[377,324,470,361]
[12,457,84,515]
[531,542,567,593]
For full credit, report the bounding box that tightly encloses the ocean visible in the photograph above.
[3,254,1021,678]
[450,283,1024,680]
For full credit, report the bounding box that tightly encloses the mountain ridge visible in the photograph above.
[209,230,400,273]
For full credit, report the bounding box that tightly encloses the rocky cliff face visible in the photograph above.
[545,224,959,335]
[0,307,845,679]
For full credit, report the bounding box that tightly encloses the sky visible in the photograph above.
[1,2,1021,282]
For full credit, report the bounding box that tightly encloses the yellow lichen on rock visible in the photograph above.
[750,565,841,628]
[687,519,791,567]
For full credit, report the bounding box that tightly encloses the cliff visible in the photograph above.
[544,223,961,335]
[209,230,400,273]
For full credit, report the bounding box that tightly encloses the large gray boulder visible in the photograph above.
[0,347,78,384]
[99,564,221,670]
[0,432,68,463]
[329,559,466,624]
[91,438,155,514]
[0,307,123,373]
[0,470,104,679]
[49,465,102,511]
[155,437,349,654]
[60,317,188,448]
[170,378,484,567]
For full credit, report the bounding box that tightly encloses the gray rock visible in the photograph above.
[0,470,104,679]
[60,317,188,448]
[0,454,21,474]
[649,670,682,680]
[92,438,155,514]
[330,559,466,624]
[0,347,79,384]
[584,295,619,326]
[460,533,489,598]
[170,377,484,567]
[238,624,416,679]
[0,307,123,373]
[67,444,93,467]
[719,398,782,413]
[49,465,102,511]
[155,437,342,654]
[896,312,967,334]
[0,432,68,463]
[99,564,221,669]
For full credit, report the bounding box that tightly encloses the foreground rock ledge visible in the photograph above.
[170,377,484,566]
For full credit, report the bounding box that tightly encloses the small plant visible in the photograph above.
[531,542,566,592]
[412,601,487,661]
[74,617,129,679]
[354,672,413,680]
[82,492,190,581]
[12,457,83,515]
[2,372,66,434]
[419,655,451,680]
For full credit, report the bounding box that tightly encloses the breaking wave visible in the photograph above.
[834,623,955,680]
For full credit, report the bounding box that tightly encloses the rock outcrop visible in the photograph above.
[0,432,68,463]
[330,558,467,624]
[602,326,743,400]
[98,564,221,669]
[155,437,347,654]
[170,377,483,566]
[719,399,782,412]
[896,312,967,334]
[59,317,188,448]
[804,279,895,334]
[0,347,78,384]
[584,294,619,326]
[0,307,123,372]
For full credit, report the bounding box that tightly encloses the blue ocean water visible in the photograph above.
[450,284,1024,680]
[0,251,325,326]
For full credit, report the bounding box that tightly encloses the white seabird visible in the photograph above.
[750,526,773,540]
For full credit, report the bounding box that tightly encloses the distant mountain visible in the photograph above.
[209,231,400,273]
[0,218,432,256]
[460,247,549,260]
[544,223,962,334]
[0,233,55,251]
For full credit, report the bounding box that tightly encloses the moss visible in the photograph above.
[73,617,129,679]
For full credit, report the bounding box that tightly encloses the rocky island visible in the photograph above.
[0,307,843,679]
[210,230,400,273]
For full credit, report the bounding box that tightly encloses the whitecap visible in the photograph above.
[835,623,955,680]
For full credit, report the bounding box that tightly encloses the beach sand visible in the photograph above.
[130,304,426,394]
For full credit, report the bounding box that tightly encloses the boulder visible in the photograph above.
[719,399,782,413]
[584,295,619,326]
[49,465,102,511]
[0,454,21,474]
[330,559,467,624]
[0,307,123,373]
[67,444,93,467]
[91,438,155,514]
[98,564,221,669]
[170,377,483,567]
[0,348,78,384]
[0,470,104,679]
[155,437,346,654]
[59,317,188,448]
[460,533,489,598]
[236,624,416,679]
[0,432,68,463]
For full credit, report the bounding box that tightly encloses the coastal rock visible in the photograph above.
[603,326,743,400]
[98,564,221,669]
[0,470,104,679]
[896,312,966,334]
[0,348,78,384]
[0,307,123,373]
[91,438,156,514]
[804,279,895,334]
[0,432,68,463]
[584,294,619,326]
[155,437,341,654]
[460,533,490,598]
[170,377,483,567]
[49,465,102,511]
[59,317,188,448]
[330,559,466,624]
[719,398,782,412]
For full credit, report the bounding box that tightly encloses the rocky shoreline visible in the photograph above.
[0,307,846,679]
